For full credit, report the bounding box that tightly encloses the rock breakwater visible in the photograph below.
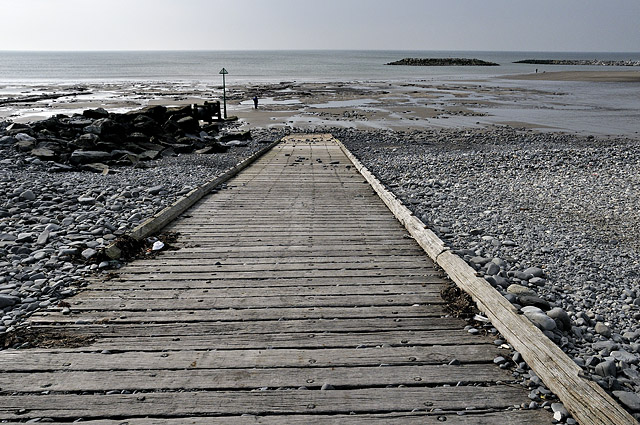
[387,58,499,66]
[515,59,640,66]
[0,104,253,174]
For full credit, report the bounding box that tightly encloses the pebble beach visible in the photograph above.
[1,68,640,420]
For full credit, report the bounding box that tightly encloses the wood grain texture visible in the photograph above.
[0,135,550,423]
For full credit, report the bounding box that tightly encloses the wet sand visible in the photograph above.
[503,70,640,82]
[1,71,639,138]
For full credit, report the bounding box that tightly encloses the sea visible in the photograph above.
[0,50,639,83]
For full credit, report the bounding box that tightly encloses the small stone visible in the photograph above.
[16,233,34,243]
[507,284,536,297]
[77,196,96,205]
[148,185,165,195]
[595,322,612,338]
[485,263,500,275]
[522,267,544,278]
[493,356,507,365]
[517,295,550,310]
[521,306,556,331]
[611,350,638,364]
[0,295,17,308]
[320,383,334,390]
[594,360,617,377]
[529,277,546,286]
[19,190,36,201]
[81,248,97,260]
[547,307,571,331]
[613,391,640,411]
[36,230,50,245]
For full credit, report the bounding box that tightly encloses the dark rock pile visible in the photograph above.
[386,58,500,66]
[515,59,640,66]
[0,105,252,173]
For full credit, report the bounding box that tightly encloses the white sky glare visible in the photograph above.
[1,0,639,52]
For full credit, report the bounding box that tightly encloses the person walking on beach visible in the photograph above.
[253,95,259,109]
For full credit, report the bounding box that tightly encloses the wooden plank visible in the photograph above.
[6,410,551,425]
[28,316,464,337]
[1,364,509,393]
[146,244,424,254]
[0,345,502,371]
[129,254,429,266]
[30,305,444,324]
[57,293,444,311]
[72,284,441,300]
[18,329,480,352]
[335,137,639,425]
[0,386,532,420]
[111,269,438,281]
[117,260,432,273]
[86,275,443,290]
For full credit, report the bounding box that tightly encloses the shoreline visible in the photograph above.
[502,70,640,82]
[1,72,639,138]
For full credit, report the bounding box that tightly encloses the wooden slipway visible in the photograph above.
[0,134,561,423]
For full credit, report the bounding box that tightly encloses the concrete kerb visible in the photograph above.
[105,139,281,259]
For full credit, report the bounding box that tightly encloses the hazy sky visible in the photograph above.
[2,0,639,52]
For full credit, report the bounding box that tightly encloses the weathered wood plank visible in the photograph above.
[0,386,532,420]
[0,344,501,371]
[1,364,509,393]
[111,269,438,281]
[30,304,445,324]
[73,284,441,300]
[59,293,444,311]
[128,254,431,266]
[117,260,433,273]
[7,410,552,425]
[17,329,481,352]
[28,316,463,337]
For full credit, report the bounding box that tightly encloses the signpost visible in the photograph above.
[219,68,228,119]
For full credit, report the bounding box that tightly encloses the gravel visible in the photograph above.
[0,126,280,336]
[331,125,640,418]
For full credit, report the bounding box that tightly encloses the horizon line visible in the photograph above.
[1,48,640,54]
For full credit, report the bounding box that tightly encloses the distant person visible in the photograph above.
[253,95,258,109]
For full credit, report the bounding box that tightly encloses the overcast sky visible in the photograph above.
[2,0,639,52]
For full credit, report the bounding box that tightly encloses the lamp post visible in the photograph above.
[219,67,228,119]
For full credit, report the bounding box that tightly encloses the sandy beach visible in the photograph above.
[2,70,639,138]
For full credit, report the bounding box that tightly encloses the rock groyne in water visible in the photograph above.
[387,58,500,66]
[515,59,640,66]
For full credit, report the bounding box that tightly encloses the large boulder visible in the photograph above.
[83,108,109,119]
[70,150,111,165]
[132,115,162,136]
[0,135,16,145]
[31,147,57,161]
[176,116,199,133]
[83,118,126,138]
[74,133,100,149]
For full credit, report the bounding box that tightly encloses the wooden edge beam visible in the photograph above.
[105,139,282,259]
[333,135,638,425]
